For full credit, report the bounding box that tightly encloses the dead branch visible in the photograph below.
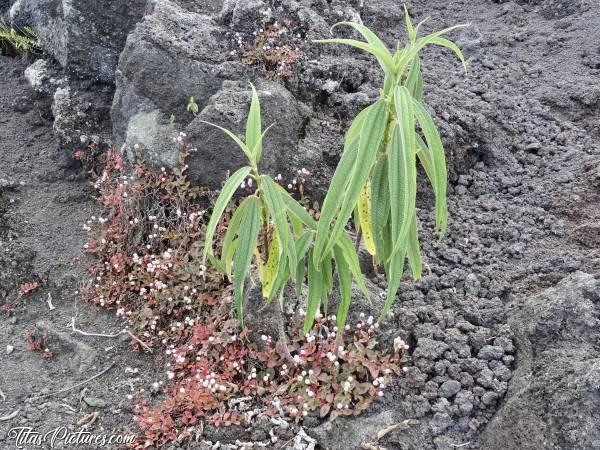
[376,419,420,440]
[0,409,20,421]
[29,363,115,400]
[77,411,99,427]
[69,317,153,353]
[46,293,56,310]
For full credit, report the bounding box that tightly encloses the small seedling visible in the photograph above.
[186,96,199,115]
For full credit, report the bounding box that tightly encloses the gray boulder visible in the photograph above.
[112,0,235,127]
[480,272,600,449]
[185,80,311,188]
[9,0,146,81]
[111,0,242,168]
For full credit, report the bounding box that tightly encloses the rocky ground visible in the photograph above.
[1,0,600,449]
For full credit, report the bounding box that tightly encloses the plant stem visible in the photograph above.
[274,300,294,365]
[254,171,270,260]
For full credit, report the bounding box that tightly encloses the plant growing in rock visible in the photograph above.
[80,144,407,448]
[186,96,199,115]
[202,85,369,332]
[135,313,406,448]
[238,17,304,80]
[0,22,40,56]
[313,7,467,319]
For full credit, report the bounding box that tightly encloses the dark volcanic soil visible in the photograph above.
[0,56,163,449]
[1,0,600,449]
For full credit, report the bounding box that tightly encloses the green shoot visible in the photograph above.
[313,8,467,321]
[187,96,199,115]
[202,84,368,332]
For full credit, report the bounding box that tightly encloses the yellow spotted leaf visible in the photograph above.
[261,232,279,299]
[358,182,376,256]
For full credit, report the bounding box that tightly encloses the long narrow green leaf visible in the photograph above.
[304,250,323,333]
[389,86,416,258]
[413,99,448,236]
[295,231,313,264]
[203,166,252,265]
[336,232,370,301]
[331,22,392,57]
[330,22,394,76]
[320,99,388,261]
[262,176,296,271]
[314,38,396,75]
[415,17,430,35]
[264,258,290,307]
[294,231,313,297]
[382,219,393,275]
[370,155,389,262]
[429,37,467,72]
[207,254,225,274]
[246,84,262,163]
[395,24,468,76]
[415,67,424,102]
[333,245,352,331]
[383,71,395,97]
[406,213,422,280]
[404,56,423,101]
[322,252,333,314]
[288,206,304,236]
[312,136,360,264]
[323,252,334,295]
[403,5,417,43]
[275,185,317,230]
[296,258,306,299]
[250,123,274,165]
[345,105,371,148]
[233,196,261,326]
[223,239,238,280]
[220,196,251,269]
[379,241,407,321]
[200,121,253,164]
[416,135,436,191]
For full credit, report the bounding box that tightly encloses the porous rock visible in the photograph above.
[185,80,311,188]
[480,272,600,450]
[9,0,146,81]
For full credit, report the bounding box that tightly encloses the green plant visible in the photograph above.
[313,7,467,320]
[186,96,199,115]
[81,148,405,448]
[0,22,40,56]
[202,85,368,332]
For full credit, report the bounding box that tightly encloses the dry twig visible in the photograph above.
[0,409,20,421]
[69,317,152,353]
[29,363,115,400]
[376,419,420,440]
[77,411,99,427]
[46,293,56,310]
